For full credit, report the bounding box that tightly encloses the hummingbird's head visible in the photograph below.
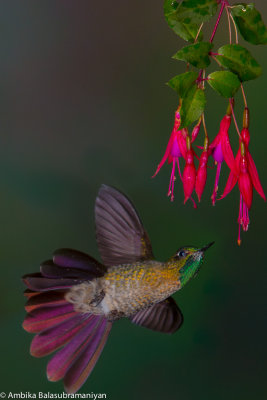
[168,242,214,288]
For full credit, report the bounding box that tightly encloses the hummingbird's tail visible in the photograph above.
[23,249,112,394]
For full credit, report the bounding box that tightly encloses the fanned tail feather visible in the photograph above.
[25,291,68,312]
[46,315,112,393]
[30,314,91,357]
[64,317,112,394]
[23,248,111,393]
[23,304,76,333]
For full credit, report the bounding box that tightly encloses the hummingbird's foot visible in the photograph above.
[90,290,105,306]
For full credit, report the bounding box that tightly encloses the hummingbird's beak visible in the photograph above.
[199,241,215,252]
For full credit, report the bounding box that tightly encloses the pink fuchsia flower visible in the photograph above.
[195,138,209,202]
[209,113,235,205]
[152,109,187,201]
[183,137,196,205]
[221,128,266,203]
[221,137,265,245]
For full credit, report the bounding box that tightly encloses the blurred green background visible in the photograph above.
[0,1,266,399]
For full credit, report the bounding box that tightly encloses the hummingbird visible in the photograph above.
[23,184,214,393]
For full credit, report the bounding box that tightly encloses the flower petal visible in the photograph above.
[209,133,221,151]
[220,150,241,199]
[177,130,187,159]
[238,172,253,210]
[221,130,236,172]
[220,171,238,199]
[212,142,224,163]
[247,152,266,201]
[152,130,175,177]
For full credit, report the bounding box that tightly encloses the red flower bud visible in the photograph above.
[191,118,201,143]
[241,128,250,148]
[183,149,196,203]
[195,150,208,202]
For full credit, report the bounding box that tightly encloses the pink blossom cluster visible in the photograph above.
[153,104,265,244]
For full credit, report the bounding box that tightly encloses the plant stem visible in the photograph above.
[230,99,241,139]
[201,113,208,138]
[228,8,247,108]
[211,55,223,68]
[241,84,248,108]
[210,2,226,43]
[229,10,238,43]
[195,22,204,43]
[197,69,203,83]
[225,6,232,44]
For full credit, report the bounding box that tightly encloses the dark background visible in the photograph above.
[0,1,266,399]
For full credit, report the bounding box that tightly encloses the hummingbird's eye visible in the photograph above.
[177,250,186,258]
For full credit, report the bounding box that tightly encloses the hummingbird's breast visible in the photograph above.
[65,261,181,320]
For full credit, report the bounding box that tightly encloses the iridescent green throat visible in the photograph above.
[179,256,204,288]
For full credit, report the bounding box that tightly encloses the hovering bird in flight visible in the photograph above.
[23,184,213,393]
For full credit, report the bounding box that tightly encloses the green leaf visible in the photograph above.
[231,3,267,45]
[173,42,213,68]
[171,20,204,42]
[180,85,206,128]
[167,71,198,96]
[175,0,218,24]
[208,71,241,98]
[164,0,179,16]
[216,44,262,81]
[164,0,203,42]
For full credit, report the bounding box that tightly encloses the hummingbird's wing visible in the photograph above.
[95,184,154,266]
[129,297,183,334]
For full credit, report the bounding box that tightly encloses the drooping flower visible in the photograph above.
[209,112,235,205]
[152,109,187,201]
[195,137,209,202]
[221,137,266,245]
[221,127,266,202]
